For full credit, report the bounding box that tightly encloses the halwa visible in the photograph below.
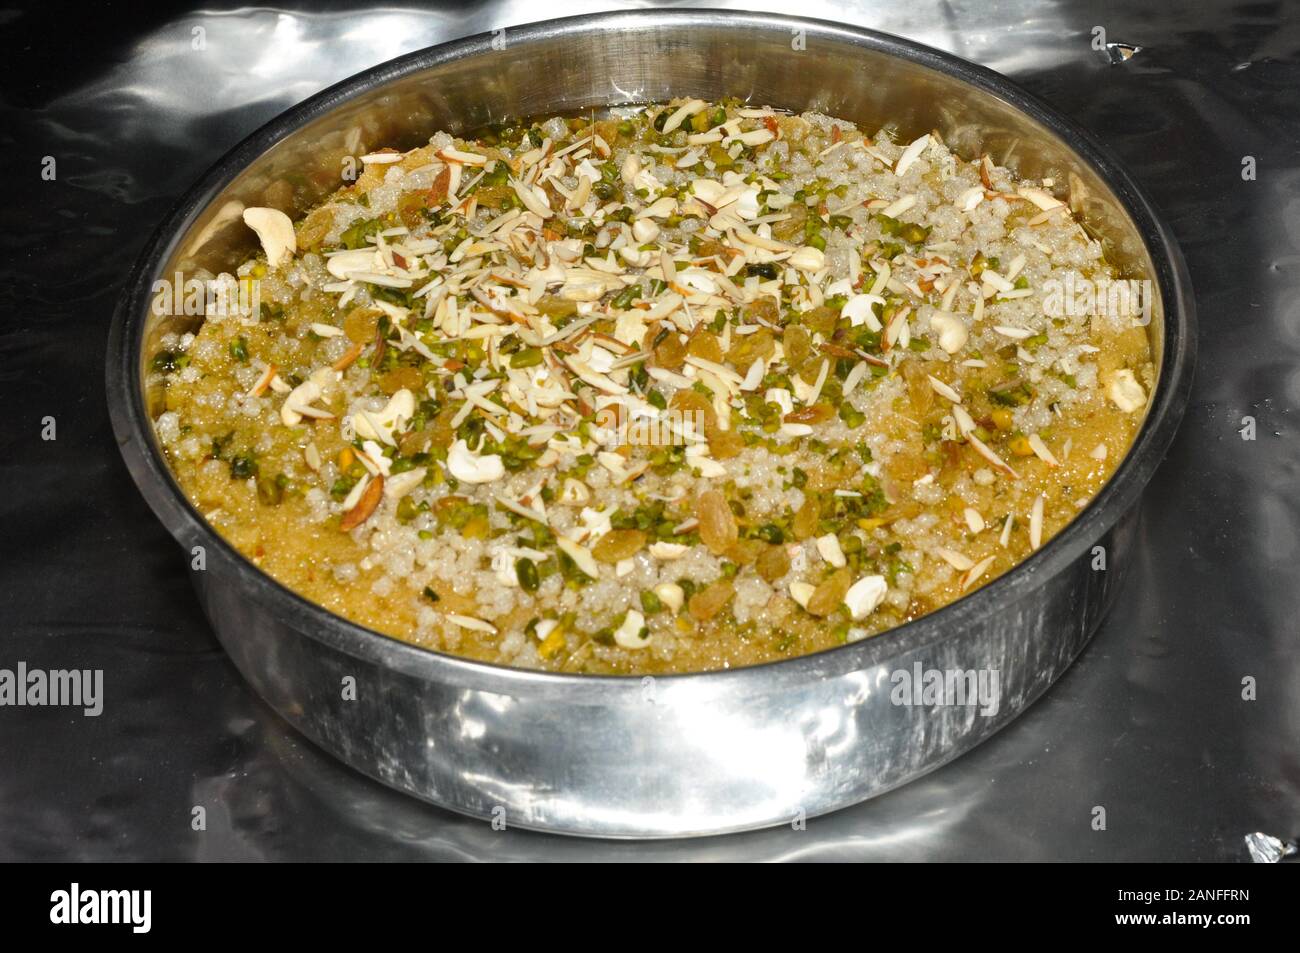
[150,100,1154,674]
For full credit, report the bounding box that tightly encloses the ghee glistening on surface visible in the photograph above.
[149,99,1154,674]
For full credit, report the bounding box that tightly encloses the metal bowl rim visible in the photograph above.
[105,7,1197,699]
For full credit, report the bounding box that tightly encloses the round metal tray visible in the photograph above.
[106,10,1195,837]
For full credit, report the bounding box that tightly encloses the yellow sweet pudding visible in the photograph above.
[149,100,1154,674]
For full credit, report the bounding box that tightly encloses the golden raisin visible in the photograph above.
[397,190,434,228]
[399,428,432,456]
[726,327,774,369]
[693,238,740,263]
[798,359,826,385]
[697,489,739,555]
[654,331,687,370]
[591,528,647,563]
[707,425,745,459]
[688,579,735,621]
[784,324,812,369]
[378,366,423,395]
[670,388,717,433]
[724,538,765,566]
[343,307,380,344]
[792,497,820,540]
[296,207,335,251]
[900,360,934,415]
[770,204,807,241]
[743,298,779,324]
[802,305,839,336]
[536,295,578,319]
[806,568,851,617]
[784,403,834,425]
[756,544,791,583]
[886,452,928,482]
[687,331,724,364]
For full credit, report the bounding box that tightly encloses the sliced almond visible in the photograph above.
[967,433,1020,479]
[960,555,996,591]
[927,374,963,405]
[894,134,930,176]
[880,194,916,219]
[556,536,599,579]
[1027,433,1059,467]
[789,246,825,272]
[437,146,488,166]
[340,474,384,531]
[384,467,427,500]
[247,363,278,398]
[445,613,497,634]
[1017,186,1064,211]
[952,405,977,436]
[332,341,365,371]
[660,99,706,134]
[934,547,975,572]
[993,325,1032,341]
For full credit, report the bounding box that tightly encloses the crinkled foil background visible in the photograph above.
[1,0,1297,860]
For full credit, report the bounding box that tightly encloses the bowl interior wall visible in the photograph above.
[142,19,1163,394]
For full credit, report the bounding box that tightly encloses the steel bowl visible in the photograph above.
[106,9,1195,837]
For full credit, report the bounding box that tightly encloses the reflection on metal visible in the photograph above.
[1244,832,1297,864]
[106,9,1195,838]
[1105,42,1143,65]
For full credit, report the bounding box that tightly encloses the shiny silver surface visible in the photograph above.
[13,0,1295,859]
[103,10,1194,838]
